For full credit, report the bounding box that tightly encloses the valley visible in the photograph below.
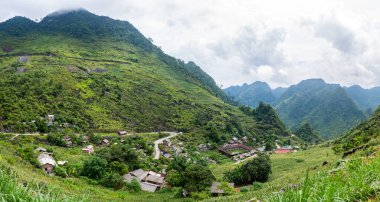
[0,8,380,202]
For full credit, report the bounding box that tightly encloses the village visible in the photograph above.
[10,114,301,197]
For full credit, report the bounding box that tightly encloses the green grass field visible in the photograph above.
[208,146,341,201]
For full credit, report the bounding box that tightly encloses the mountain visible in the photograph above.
[293,123,323,144]
[239,102,289,138]
[224,81,276,107]
[224,79,370,138]
[275,79,366,138]
[333,106,380,154]
[345,85,380,114]
[0,9,254,138]
[272,87,287,99]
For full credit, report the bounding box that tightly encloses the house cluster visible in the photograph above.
[275,145,296,154]
[159,140,187,159]
[123,169,166,192]
[35,147,67,174]
[219,137,257,161]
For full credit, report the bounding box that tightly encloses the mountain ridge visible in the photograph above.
[225,79,373,138]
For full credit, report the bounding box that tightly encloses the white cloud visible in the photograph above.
[1,0,380,88]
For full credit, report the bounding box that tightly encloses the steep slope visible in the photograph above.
[334,106,380,153]
[224,81,276,107]
[345,85,380,114]
[240,102,289,137]
[293,123,323,144]
[275,79,366,138]
[0,9,249,136]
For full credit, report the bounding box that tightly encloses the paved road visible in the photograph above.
[153,132,180,160]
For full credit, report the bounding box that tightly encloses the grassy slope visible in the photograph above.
[208,146,340,201]
[265,151,380,201]
[334,107,380,154]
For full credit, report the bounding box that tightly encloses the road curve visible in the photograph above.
[153,132,179,160]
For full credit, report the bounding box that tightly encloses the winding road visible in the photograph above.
[153,132,180,160]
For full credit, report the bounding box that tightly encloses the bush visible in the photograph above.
[100,172,124,190]
[240,187,249,193]
[81,156,108,180]
[183,164,215,193]
[224,154,271,185]
[217,182,235,195]
[54,166,68,178]
[125,178,141,193]
[190,191,211,200]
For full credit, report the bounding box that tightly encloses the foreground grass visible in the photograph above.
[266,154,380,201]
[208,146,340,201]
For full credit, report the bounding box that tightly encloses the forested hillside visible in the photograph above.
[0,9,248,138]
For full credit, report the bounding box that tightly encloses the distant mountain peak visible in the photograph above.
[298,78,326,85]
[46,8,91,17]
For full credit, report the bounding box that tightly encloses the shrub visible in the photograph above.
[224,154,271,185]
[125,178,141,193]
[217,182,235,195]
[81,156,108,180]
[190,191,211,200]
[182,164,215,193]
[54,166,68,178]
[100,172,124,190]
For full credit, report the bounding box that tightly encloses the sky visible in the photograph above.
[1,0,380,88]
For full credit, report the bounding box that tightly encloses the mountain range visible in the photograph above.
[225,79,380,138]
[0,9,289,143]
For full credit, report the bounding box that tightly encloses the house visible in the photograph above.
[162,139,170,147]
[37,153,57,174]
[210,182,235,196]
[219,144,256,157]
[117,131,128,136]
[82,136,90,143]
[46,115,54,126]
[57,160,68,166]
[146,171,165,187]
[99,139,110,146]
[257,146,266,152]
[63,136,72,147]
[123,169,165,192]
[198,144,208,151]
[34,147,47,153]
[275,148,294,154]
[82,145,94,154]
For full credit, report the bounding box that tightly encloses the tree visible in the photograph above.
[100,172,124,190]
[224,154,271,185]
[166,170,183,187]
[265,142,275,151]
[182,164,215,193]
[81,156,108,180]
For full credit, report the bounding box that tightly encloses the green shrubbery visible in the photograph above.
[224,154,271,185]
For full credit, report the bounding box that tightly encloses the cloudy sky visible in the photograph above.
[1,0,380,88]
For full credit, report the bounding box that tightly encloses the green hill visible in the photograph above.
[224,81,276,107]
[293,123,323,144]
[275,79,366,138]
[334,106,380,154]
[0,9,249,136]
